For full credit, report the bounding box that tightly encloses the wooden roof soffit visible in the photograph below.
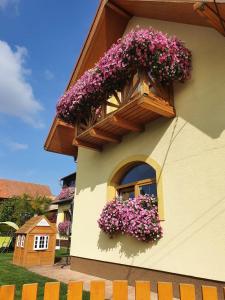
[194,1,225,36]
[66,1,131,89]
[44,118,78,158]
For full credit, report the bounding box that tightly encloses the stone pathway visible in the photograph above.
[28,264,178,299]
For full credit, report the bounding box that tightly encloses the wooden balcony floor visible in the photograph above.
[73,94,175,151]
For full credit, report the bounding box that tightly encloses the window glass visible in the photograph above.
[119,163,156,185]
[119,186,135,201]
[20,235,25,248]
[16,235,21,247]
[33,235,49,250]
[139,183,157,197]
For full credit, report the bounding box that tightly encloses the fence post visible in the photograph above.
[0,285,15,300]
[44,282,60,300]
[90,280,105,300]
[135,281,150,300]
[113,280,128,300]
[67,281,83,300]
[180,284,195,300]
[202,286,218,300]
[158,282,173,300]
[22,283,38,300]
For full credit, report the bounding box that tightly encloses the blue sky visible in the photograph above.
[0,0,99,195]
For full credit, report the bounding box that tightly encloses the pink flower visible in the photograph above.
[98,195,163,242]
[57,28,191,124]
[56,187,75,200]
[58,221,71,237]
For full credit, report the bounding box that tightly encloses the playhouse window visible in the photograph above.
[20,235,25,248]
[16,235,21,247]
[33,235,49,250]
[117,163,157,201]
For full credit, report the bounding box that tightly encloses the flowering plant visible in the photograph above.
[58,221,71,237]
[98,195,162,242]
[57,28,191,124]
[56,187,75,201]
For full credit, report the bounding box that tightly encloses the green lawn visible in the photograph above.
[0,253,89,300]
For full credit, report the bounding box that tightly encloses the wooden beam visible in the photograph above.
[194,2,225,36]
[90,128,121,143]
[109,116,143,132]
[73,138,102,152]
[138,95,176,118]
[139,79,150,95]
[106,2,131,19]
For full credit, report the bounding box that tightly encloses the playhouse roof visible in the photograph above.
[44,0,225,157]
[16,216,56,234]
[0,179,52,200]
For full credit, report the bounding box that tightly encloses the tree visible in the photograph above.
[0,194,52,226]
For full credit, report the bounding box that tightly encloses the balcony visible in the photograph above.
[53,187,75,205]
[73,70,175,151]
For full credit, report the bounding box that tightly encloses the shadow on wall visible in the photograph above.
[76,31,225,194]
[174,31,225,139]
[76,117,173,194]
[97,230,156,259]
[126,18,225,138]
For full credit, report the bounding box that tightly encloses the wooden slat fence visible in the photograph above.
[0,280,224,300]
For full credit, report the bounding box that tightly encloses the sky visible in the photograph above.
[0,0,99,195]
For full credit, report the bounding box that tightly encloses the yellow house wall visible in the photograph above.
[70,18,225,281]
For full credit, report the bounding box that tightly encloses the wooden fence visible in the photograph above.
[0,280,224,300]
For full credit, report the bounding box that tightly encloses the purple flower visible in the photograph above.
[58,221,71,237]
[98,195,163,242]
[56,28,192,124]
[56,187,75,201]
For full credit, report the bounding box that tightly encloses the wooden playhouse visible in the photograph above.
[13,215,56,267]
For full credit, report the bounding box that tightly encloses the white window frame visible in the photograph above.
[16,235,21,247]
[20,235,25,248]
[33,235,49,250]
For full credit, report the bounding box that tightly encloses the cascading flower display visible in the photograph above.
[58,221,71,237]
[56,187,75,201]
[98,195,163,242]
[57,28,192,124]
[98,200,124,237]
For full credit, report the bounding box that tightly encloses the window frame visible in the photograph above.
[16,235,21,247]
[33,235,49,251]
[107,156,164,220]
[117,178,157,200]
[20,235,25,248]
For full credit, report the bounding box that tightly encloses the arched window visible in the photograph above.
[117,162,157,201]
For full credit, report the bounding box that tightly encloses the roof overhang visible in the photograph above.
[44,118,78,157]
[45,0,225,157]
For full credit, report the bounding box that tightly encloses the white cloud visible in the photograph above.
[0,0,8,9]
[44,69,54,80]
[0,40,44,128]
[7,141,28,151]
[0,0,19,11]
[0,139,28,152]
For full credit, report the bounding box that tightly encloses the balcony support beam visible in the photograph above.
[73,138,102,152]
[194,2,225,37]
[90,128,121,143]
[109,116,143,132]
[138,96,176,118]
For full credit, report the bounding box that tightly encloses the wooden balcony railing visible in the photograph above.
[73,70,176,151]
